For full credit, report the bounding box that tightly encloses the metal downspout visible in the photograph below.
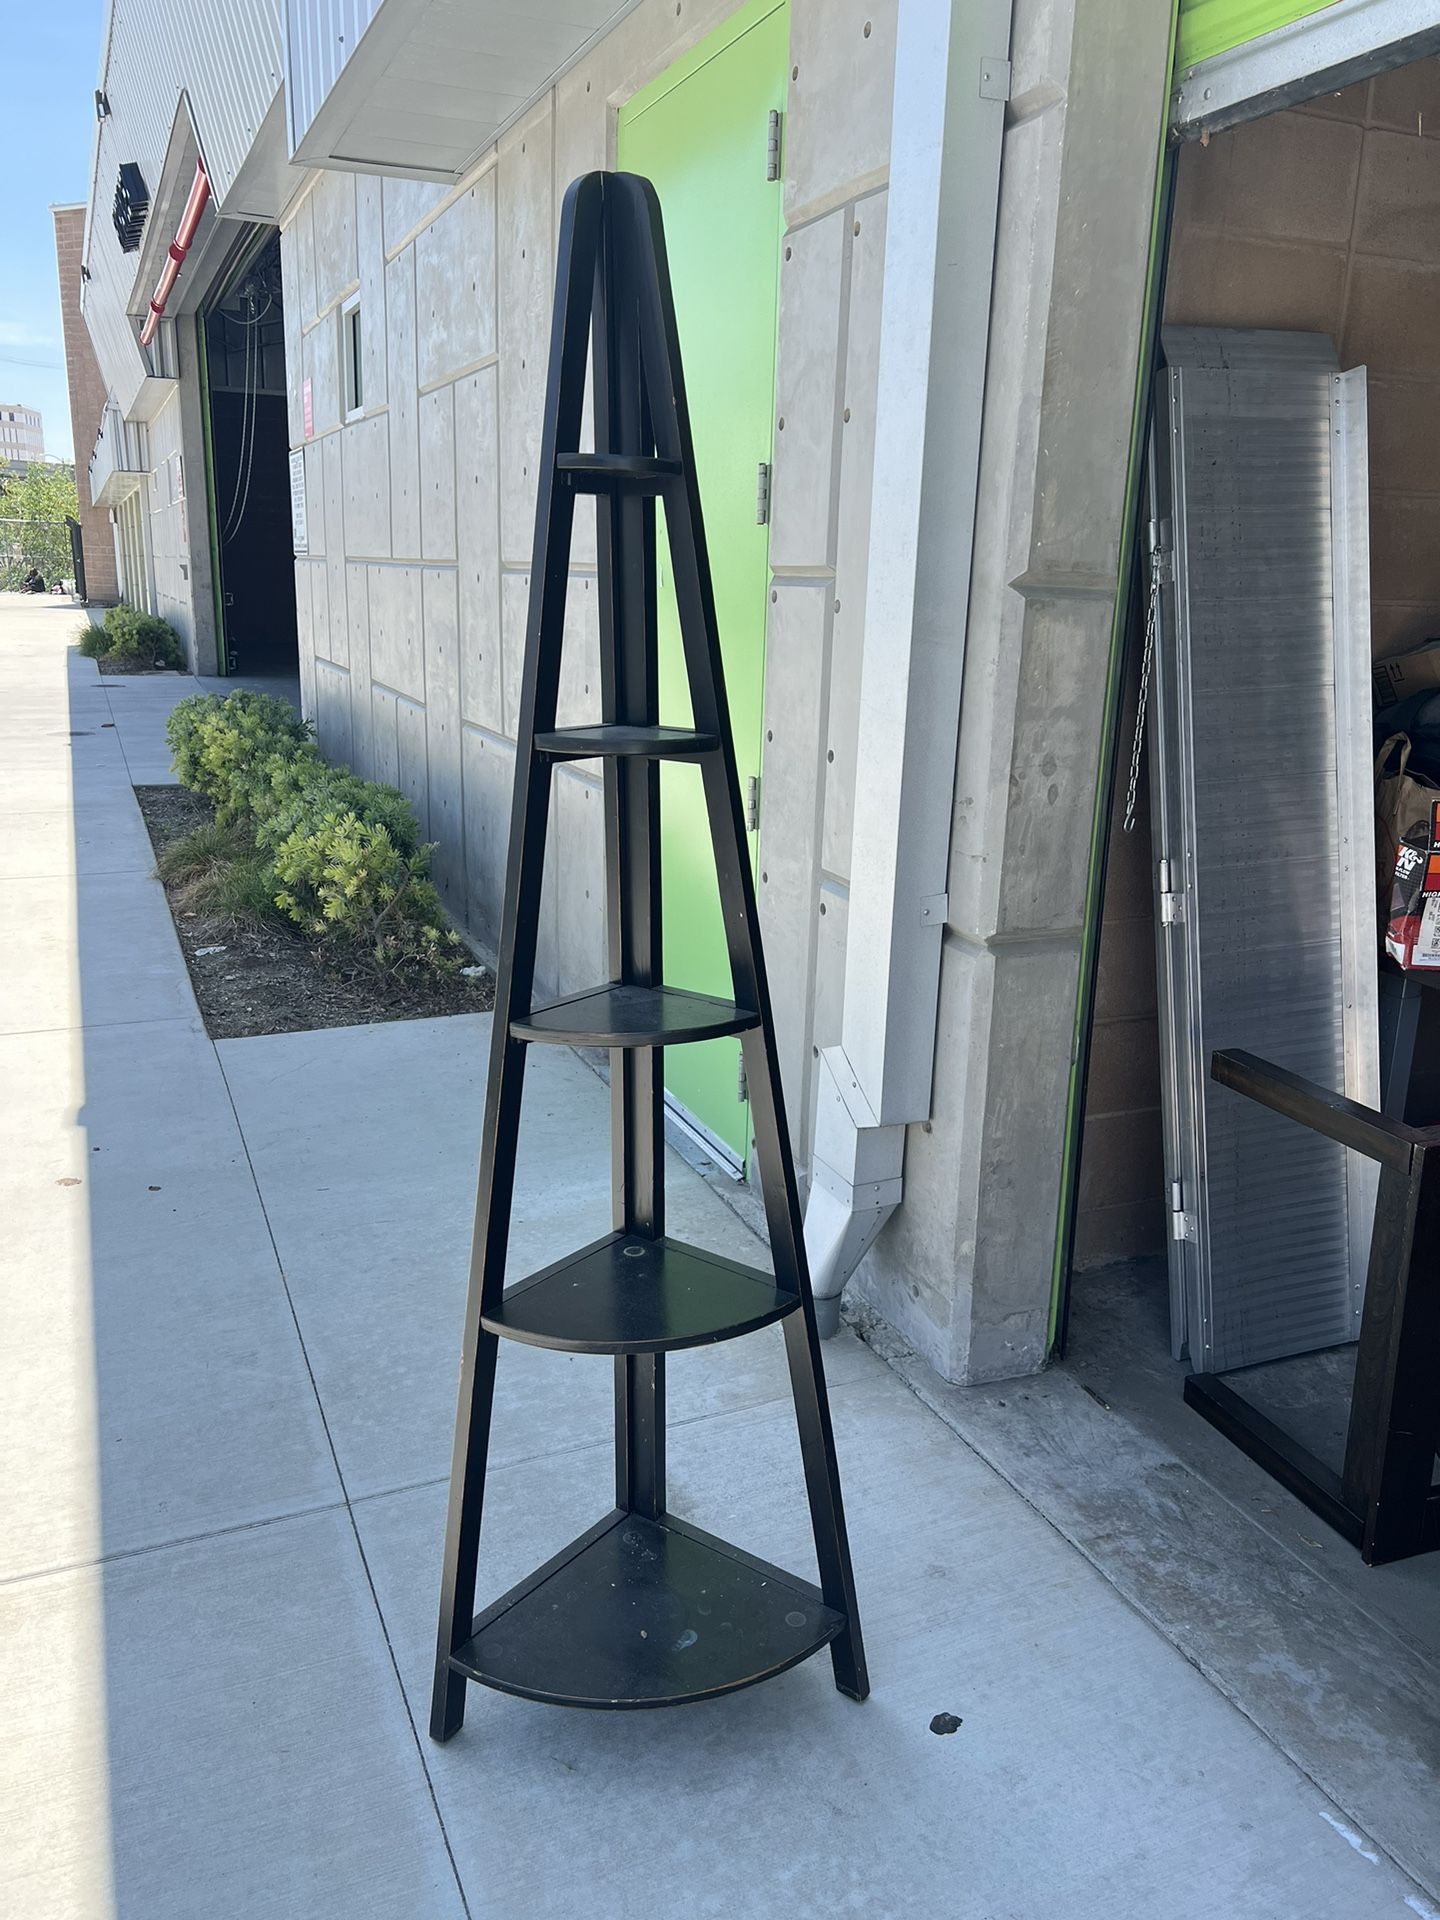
[804,0,1011,1334]
[140,161,210,349]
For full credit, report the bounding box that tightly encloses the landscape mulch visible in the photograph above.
[136,784,495,1040]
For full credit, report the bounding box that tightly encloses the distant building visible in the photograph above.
[52,205,120,602]
[0,404,43,474]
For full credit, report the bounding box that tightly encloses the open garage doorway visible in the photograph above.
[200,231,298,677]
[1064,54,1440,1571]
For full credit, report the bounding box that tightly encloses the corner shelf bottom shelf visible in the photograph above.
[450,1510,843,1709]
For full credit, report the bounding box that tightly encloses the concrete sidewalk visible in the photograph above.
[1,594,1435,1919]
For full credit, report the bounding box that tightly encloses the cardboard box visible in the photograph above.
[1374,638,1440,711]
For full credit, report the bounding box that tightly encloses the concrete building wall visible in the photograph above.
[0,404,45,470]
[850,0,1176,1381]
[52,207,121,604]
[285,0,899,1176]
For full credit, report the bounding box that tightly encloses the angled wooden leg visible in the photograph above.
[431,1327,501,1739]
[613,172,868,1698]
[429,173,600,1741]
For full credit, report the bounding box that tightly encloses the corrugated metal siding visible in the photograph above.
[80,0,284,415]
[1177,0,1339,68]
[287,0,384,152]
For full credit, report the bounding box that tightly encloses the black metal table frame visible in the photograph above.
[1187,1048,1440,1565]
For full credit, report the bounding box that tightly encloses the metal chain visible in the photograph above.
[1123,547,1161,834]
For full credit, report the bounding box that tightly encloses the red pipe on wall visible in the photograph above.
[139,161,210,349]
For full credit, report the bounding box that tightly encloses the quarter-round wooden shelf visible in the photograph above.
[484,1230,798,1354]
[533,724,717,760]
[512,983,759,1048]
[449,1510,844,1710]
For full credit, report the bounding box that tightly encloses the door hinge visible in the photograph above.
[1157,857,1185,925]
[745,773,760,833]
[1148,515,1175,584]
[1170,1182,1196,1243]
[755,461,771,525]
[766,110,782,182]
[737,1053,749,1103]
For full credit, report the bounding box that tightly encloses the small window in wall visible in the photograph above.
[341,293,363,420]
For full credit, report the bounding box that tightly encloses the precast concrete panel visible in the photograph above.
[500,570,529,737]
[461,726,514,955]
[370,684,401,786]
[553,768,607,995]
[310,559,332,666]
[416,177,498,389]
[303,443,326,559]
[282,228,306,446]
[768,209,846,572]
[342,412,392,558]
[419,385,458,561]
[323,432,349,665]
[294,193,320,332]
[785,0,897,225]
[385,249,422,558]
[355,176,389,409]
[304,307,341,439]
[382,176,450,255]
[758,580,829,1142]
[395,693,430,835]
[422,567,464,900]
[297,564,319,720]
[999,595,1115,936]
[367,562,425,700]
[345,561,375,778]
[498,101,555,567]
[311,171,360,317]
[456,366,503,733]
[315,660,354,766]
[823,189,887,882]
[557,573,601,732]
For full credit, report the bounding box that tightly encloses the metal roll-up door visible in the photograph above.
[1149,326,1378,1373]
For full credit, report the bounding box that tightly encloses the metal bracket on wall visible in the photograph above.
[979,58,1011,102]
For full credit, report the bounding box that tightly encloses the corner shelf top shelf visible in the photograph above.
[533,724,718,760]
[512,982,759,1048]
[484,1230,797,1354]
[449,1510,843,1710]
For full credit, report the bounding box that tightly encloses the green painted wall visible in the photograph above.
[617,0,788,1164]
[1177,0,1341,69]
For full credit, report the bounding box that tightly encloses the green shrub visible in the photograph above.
[271,811,461,974]
[252,751,419,856]
[83,603,188,669]
[163,686,459,975]
[166,690,312,823]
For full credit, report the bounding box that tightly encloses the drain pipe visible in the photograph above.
[139,160,210,349]
[806,0,1011,1335]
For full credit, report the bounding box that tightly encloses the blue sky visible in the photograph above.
[7,1,107,461]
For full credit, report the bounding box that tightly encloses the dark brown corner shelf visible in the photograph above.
[511,982,759,1048]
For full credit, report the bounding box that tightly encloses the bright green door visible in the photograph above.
[618,0,787,1168]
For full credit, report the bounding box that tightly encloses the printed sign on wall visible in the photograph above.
[289,448,308,554]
